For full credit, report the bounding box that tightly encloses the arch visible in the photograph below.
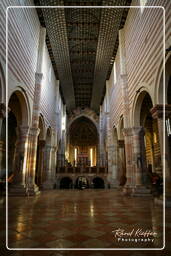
[7,90,30,177]
[113,126,118,141]
[8,89,30,126]
[0,61,5,103]
[92,177,105,189]
[60,177,73,189]
[154,51,171,104]
[68,116,99,167]
[75,176,89,189]
[68,114,99,133]
[132,90,153,127]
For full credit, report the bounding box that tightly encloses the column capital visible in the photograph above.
[122,127,132,136]
[18,126,30,136]
[132,126,145,136]
[35,72,43,84]
[151,104,171,119]
[29,127,40,137]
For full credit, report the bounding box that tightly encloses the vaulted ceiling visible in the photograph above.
[34,0,131,113]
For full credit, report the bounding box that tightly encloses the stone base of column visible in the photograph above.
[154,195,163,206]
[131,185,152,197]
[27,184,40,196]
[8,184,39,196]
[122,185,133,195]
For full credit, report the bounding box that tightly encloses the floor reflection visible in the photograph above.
[0,189,170,254]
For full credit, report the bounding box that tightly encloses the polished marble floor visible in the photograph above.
[0,189,171,255]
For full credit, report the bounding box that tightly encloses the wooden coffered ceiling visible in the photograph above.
[34,0,132,113]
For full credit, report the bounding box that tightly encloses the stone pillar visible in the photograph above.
[9,126,30,195]
[119,29,133,194]
[131,127,151,196]
[151,104,171,206]
[25,72,43,195]
[106,113,118,188]
[37,139,46,187]
[26,127,40,195]
[99,107,106,167]
[42,145,55,189]
[118,140,126,185]
[122,128,134,194]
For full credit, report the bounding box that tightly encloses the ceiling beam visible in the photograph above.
[39,0,75,110]
[91,0,127,112]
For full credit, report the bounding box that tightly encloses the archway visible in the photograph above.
[8,91,29,185]
[92,177,104,189]
[60,177,73,189]
[134,91,161,176]
[75,176,89,189]
[68,116,98,168]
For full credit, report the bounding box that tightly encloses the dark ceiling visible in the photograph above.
[34,0,132,113]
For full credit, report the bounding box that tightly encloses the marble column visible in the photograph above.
[122,128,134,194]
[131,127,151,196]
[25,72,43,195]
[42,145,55,189]
[106,113,118,188]
[9,126,30,195]
[151,104,171,206]
[118,140,126,185]
[26,127,40,195]
[37,139,46,187]
[119,29,134,194]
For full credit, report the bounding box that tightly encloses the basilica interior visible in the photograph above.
[0,0,171,255]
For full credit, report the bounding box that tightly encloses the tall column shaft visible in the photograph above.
[37,139,46,186]
[106,113,118,187]
[151,104,171,205]
[122,128,133,193]
[131,127,151,196]
[42,145,55,189]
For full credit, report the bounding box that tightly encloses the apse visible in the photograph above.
[68,116,98,167]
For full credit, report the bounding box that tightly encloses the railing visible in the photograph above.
[56,166,108,174]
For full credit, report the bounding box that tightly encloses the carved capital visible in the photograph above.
[132,126,145,136]
[29,127,40,137]
[150,104,171,119]
[18,126,30,136]
[122,127,132,137]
